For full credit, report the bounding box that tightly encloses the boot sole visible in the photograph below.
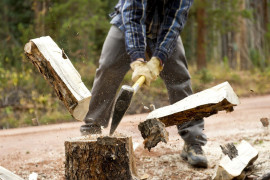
[80,125,102,135]
[181,151,208,168]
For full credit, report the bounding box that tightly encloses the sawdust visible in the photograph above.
[1,95,270,179]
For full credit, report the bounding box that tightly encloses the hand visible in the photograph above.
[130,57,163,86]
[130,60,153,86]
[147,57,163,80]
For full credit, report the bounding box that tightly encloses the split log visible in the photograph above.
[24,36,91,121]
[213,140,258,180]
[65,135,137,180]
[146,81,239,127]
[0,166,24,180]
[139,82,239,149]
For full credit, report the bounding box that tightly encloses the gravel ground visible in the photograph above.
[0,95,270,179]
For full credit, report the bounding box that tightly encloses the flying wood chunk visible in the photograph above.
[138,118,169,151]
[65,135,138,180]
[0,166,24,180]
[24,36,91,121]
[146,81,240,127]
[139,82,239,149]
[260,117,269,127]
[213,140,258,180]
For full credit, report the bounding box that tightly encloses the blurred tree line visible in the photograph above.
[182,0,270,70]
[0,0,269,128]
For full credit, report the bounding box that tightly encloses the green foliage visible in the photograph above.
[249,49,265,70]
[0,0,270,129]
[45,0,116,65]
[199,69,214,84]
[0,0,117,129]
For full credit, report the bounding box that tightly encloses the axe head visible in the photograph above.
[109,85,134,135]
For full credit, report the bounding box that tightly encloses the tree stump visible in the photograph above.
[24,36,91,121]
[65,135,137,180]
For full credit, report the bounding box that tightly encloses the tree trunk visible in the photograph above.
[33,0,49,36]
[65,136,137,180]
[237,0,251,70]
[196,0,207,70]
[263,0,268,32]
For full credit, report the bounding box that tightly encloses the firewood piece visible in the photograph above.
[146,82,239,127]
[220,143,238,160]
[65,135,137,180]
[24,36,91,121]
[138,118,169,151]
[213,140,258,180]
[0,166,24,180]
[260,118,269,127]
[257,172,270,180]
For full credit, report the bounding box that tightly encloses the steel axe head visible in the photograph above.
[109,85,134,135]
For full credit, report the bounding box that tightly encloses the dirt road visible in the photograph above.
[1,95,270,179]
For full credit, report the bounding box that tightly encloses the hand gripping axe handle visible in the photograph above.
[109,76,146,135]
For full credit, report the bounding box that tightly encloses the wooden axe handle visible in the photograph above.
[132,76,145,94]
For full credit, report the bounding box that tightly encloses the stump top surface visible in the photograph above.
[65,134,131,143]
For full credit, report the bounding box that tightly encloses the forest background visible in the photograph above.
[0,0,269,129]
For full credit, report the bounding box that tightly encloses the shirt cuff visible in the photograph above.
[129,50,145,62]
[153,49,167,64]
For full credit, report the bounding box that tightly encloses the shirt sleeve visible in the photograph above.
[121,0,147,62]
[153,0,193,63]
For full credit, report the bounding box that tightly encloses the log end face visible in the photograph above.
[138,118,169,151]
[72,96,91,121]
[24,41,33,54]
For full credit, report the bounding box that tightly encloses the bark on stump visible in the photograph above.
[24,36,91,121]
[65,135,137,180]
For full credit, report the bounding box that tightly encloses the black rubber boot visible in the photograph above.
[80,123,102,135]
[181,143,208,168]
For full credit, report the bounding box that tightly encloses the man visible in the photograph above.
[80,0,208,168]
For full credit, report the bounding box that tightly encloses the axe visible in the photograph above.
[109,76,145,135]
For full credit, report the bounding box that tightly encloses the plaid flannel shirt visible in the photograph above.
[110,0,193,63]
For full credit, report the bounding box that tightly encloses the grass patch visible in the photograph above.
[1,62,270,129]
[190,63,270,96]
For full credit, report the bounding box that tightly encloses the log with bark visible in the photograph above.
[139,82,239,150]
[65,135,137,180]
[24,36,91,121]
[138,118,169,151]
[213,140,258,180]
